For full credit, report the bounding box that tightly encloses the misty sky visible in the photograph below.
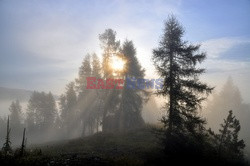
[0,0,250,102]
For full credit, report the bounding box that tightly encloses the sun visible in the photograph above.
[110,56,126,72]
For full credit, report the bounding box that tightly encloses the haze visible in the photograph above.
[0,0,249,165]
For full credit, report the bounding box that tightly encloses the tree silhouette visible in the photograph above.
[9,100,23,143]
[152,15,213,135]
[206,76,245,130]
[205,77,250,159]
[99,30,148,132]
[218,110,245,160]
[99,29,120,78]
[99,29,121,132]
[19,128,26,157]
[75,55,97,136]
[25,91,57,141]
[59,82,79,138]
[91,53,103,132]
[9,100,22,128]
[119,40,148,130]
[2,116,12,156]
[76,54,92,99]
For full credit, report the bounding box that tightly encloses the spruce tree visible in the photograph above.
[9,100,22,128]
[120,40,147,130]
[59,94,67,129]
[98,30,148,131]
[152,15,213,136]
[218,110,245,160]
[206,77,244,130]
[76,54,92,99]
[26,91,57,136]
[91,53,103,132]
[92,53,102,78]
[9,100,23,140]
[99,29,120,78]
[75,55,95,135]
[2,116,12,156]
[60,82,77,136]
[99,29,120,132]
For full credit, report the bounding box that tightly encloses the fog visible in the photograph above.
[204,77,250,159]
[1,77,249,146]
[0,33,249,165]
[0,1,249,165]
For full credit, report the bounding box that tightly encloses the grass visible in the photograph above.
[1,125,248,165]
[26,125,165,165]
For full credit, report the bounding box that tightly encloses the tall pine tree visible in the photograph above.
[91,53,103,132]
[119,40,148,130]
[26,91,57,139]
[99,29,120,78]
[152,15,213,136]
[59,82,77,137]
[99,29,121,132]
[76,54,92,99]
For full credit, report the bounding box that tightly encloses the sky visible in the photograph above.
[0,0,250,102]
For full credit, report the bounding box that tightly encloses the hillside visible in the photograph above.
[1,126,249,166]
[0,87,33,102]
[1,126,165,166]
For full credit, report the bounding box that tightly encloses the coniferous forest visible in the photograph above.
[0,1,250,166]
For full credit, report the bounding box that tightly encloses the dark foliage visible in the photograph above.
[2,116,12,156]
[152,15,213,135]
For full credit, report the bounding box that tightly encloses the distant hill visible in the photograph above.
[0,87,33,102]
